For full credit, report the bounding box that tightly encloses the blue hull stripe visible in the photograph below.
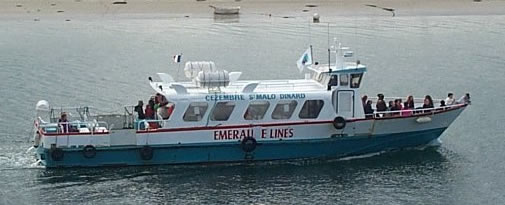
[38,128,446,168]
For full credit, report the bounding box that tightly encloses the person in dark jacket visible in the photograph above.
[134,100,145,120]
[364,100,374,118]
[405,95,415,109]
[376,94,387,112]
[422,95,434,109]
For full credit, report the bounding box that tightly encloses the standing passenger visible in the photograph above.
[364,100,374,117]
[58,112,69,133]
[376,94,387,112]
[134,100,145,120]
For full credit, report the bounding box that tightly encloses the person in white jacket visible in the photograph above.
[445,93,455,105]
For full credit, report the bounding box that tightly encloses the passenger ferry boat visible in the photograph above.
[30,44,469,168]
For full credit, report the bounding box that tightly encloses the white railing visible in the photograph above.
[38,121,110,135]
[363,102,464,119]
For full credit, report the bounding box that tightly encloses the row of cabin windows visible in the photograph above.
[320,73,363,88]
[182,100,325,122]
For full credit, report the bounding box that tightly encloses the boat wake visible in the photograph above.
[336,151,387,161]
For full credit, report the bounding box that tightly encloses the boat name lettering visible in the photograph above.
[205,93,306,101]
[248,93,306,100]
[205,94,245,101]
[213,128,294,140]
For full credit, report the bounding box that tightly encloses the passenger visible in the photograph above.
[390,99,402,116]
[376,94,387,112]
[58,112,69,133]
[134,100,145,120]
[422,95,434,109]
[440,100,446,107]
[361,95,368,107]
[144,104,159,129]
[145,104,155,119]
[159,103,175,120]
[405,95,415,109]
[457,93,471,104]
[445,93,455,105]
[364,100,374,118]
[401,103,413,116]
[154,93,169,112]
[327,75,338,90]
[387,100,394,111]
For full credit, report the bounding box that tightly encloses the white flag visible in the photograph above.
[296,47,312,72]
[173,54,182,63]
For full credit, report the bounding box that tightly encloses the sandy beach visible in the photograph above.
[2,0,505,20]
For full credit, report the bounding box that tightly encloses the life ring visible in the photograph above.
[139,146,154,160]
[83,145,97,159]
[333,116,346,129]
[241,137,257,153]
[50,148,64,161]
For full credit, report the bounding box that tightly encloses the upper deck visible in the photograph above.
[150,63,367,100]
[152,78,327,98]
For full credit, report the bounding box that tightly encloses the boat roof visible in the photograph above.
[152,79,327,97]
[307,63,367,74]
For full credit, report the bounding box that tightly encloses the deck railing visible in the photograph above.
[38,121,109,135]
[363,98,465,119]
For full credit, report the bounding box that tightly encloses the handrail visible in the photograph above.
[38,120,109,135]
[367,96,445,104]
[364,103,465,119]
[135,119,168,131]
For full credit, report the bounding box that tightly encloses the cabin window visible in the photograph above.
[340,74,349,86]
[244,101,270,120]
[299,100,324,119]
[271,100,298,119]
[328,75,338,87]
[183,102,208,122]
[350,73,363,88]
[211,102,235,121]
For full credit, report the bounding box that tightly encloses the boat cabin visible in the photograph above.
[144,60,367,130]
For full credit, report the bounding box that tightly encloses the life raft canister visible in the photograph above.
[50,148,64,161]
[139,146,154,160]
[83,145,97,159]
[241,137,257,153]
[333,116,346,129]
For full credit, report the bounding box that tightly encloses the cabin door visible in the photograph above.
[335,90,355,118]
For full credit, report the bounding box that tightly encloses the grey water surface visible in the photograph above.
[0,14,504,204]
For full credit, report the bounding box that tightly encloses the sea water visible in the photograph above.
[0,14,504,204]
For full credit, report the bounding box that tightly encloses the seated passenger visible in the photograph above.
[405,95,415,109]
[159,103,175,120]
[58,112,69,133]
[395,99,403,110]
[445,93,455,105]
[401,105,413,116]
[155,93,169,109]
[422,95,434,109]
[440,100,446,107]
[387,100,395,111]
[457,93,471,105]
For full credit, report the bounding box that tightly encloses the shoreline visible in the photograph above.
[2,0,505,20]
